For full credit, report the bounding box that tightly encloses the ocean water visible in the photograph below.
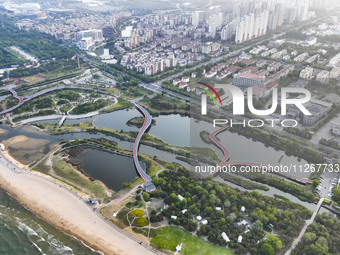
[0,189,98,255]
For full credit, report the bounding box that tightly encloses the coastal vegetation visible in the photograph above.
[3,97,19,109]
[200,130,213,144]
[234,171,316,203]
[56,91,81,101]
[319,138,340,151]
[218,172,269,191]
[100,98,133,113]
[291,213,340,255]
[283,127,312,140]
[150,168,312,254]
[332,186,340,204]
[142,94,190,112]
[35,122,220,165]
[126,117,156,128]
[4,87,121,123]
[13,110,57,122]
[70,99,111,114]
[31,151,110,201]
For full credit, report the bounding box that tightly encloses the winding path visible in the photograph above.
[284,198,324,255]
[0,85,119,115]
[208,126,313,184]
[131,101,152,182]
[209,125,230,162]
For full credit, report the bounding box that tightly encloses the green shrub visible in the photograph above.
[136,217,149,227]
[131,208,144,217]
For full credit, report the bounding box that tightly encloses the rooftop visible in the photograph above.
[237,73,265,81]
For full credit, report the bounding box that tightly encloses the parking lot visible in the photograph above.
[316,169,340,199]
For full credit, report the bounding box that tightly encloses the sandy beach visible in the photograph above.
[0,152,158,255]
[2,135,51,165]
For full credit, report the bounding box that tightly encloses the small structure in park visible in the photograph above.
[201,219,208,225]
[237,220,248,226]
[143,181,156,193]
[175,243,183,255]
[221,232,230,243]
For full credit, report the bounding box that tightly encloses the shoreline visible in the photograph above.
[0,151,159,255]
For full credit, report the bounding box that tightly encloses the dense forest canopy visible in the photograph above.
[0,16,75,68]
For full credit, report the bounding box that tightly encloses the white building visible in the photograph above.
[297,3,309,21]
[79,37,93,50]
[201,220,208,225]
[331,122,340,136]
[235,11,269,44]
[233,73,265,87]
[316,70,330,84]
[221,232,230,243]
[328,53,340,67]
[300,67,314,80]
[330,67,340,78]
[221,23,234,41]
[75,29,103,43]
[192,11,204,27]
[121,26,133,37]
[301,37,317,47]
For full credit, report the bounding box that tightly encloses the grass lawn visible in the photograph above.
[151,226,234,255]
[25,76,37,82]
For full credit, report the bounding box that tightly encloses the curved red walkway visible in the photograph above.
[208,126,313,185]
[209,126,230,163]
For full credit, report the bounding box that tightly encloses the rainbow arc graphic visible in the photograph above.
[197,82,223,115]
[198,82,223,106]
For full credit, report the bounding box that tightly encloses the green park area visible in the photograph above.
[151,226,234,255]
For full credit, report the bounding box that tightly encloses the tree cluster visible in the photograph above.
[151,169,311,254]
